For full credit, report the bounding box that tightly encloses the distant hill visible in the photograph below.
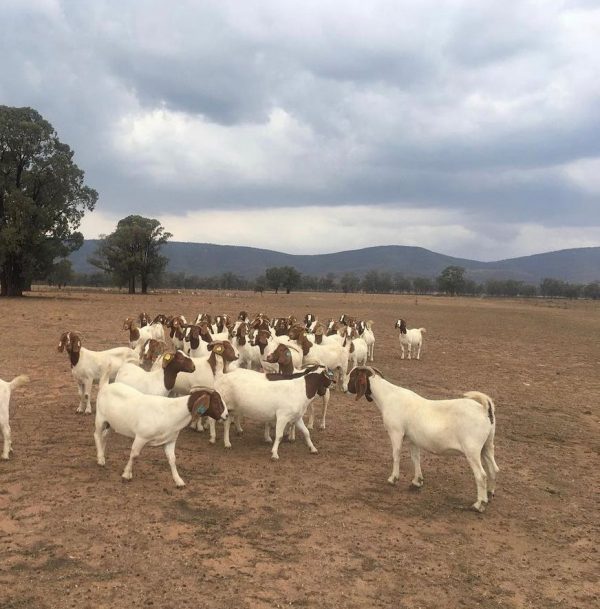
[70,241,600,284]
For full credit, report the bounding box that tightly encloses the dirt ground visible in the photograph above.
[0,289,598,609]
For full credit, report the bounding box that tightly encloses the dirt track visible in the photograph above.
[0,290,598,609]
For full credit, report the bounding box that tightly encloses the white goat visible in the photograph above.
[357,320,375,362]
[296,331,350,391]
[94,383,228,486]
[265,344,331,431]
[346,367,499,512]
[0,375,29,460]
[123,317,165,350]
[115,350,195,397]
[348,334,369,369]
[395,319,426,360]
[58,332,139,414]
[215,366,333,459]
[230,323,263,370]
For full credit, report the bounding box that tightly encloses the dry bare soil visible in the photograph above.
[0,290,598,609]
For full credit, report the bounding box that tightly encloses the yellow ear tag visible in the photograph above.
[214,345,224,354]
[164,353,172,361]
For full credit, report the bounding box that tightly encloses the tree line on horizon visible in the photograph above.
[2,105,599,301]
[46,259,600,300]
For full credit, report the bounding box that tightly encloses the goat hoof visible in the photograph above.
[472,502,487,513]
[487,491,495,500]
[1,455,9,461]
[310,448,318,454]
[121,476,132,483]
[84,409,92,415]
[387,476,398,485]
[224,443,232,449]
[97,458,106,466]
[175,482,186,489]
[75,408,84,414]
[319,424,326,430]
[271,454,280,461]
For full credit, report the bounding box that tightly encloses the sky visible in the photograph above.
[1,0,599,261]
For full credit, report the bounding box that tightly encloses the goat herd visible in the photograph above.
[1,310,499,513]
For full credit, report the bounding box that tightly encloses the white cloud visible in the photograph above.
[2,0,600,258]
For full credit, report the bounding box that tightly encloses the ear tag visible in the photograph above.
[285,350,291,360]
[196,404,208,415]
[164,353,172,361]
[214,345,224,354]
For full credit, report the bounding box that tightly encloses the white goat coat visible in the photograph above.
[96,382,197,446]
[348,337,369,368]
[0,375,29,460]
[364,373,497,511]
[215,369,320,458]
[115,362,176,397]
[172,355,217,395]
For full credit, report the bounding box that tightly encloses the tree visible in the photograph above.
[437,266,466,296]
[393,273,412,293]
[318,272,336,292]
[362,270,380,293]
[90,215,171,294]
[340,272,360,293]
[265,266,302,294]
[47,259,73,289]
[412,277,434,294]
[583,281,600,300]
[265,267,284,293]
[281,266,302,294]
[0,106,97,296]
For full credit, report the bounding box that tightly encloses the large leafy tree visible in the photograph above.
[265,266,301,294]
[0,106,97,296]
[90,215,172,294]
[437,265,466,296]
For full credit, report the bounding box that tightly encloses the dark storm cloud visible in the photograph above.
[0,0,599,258]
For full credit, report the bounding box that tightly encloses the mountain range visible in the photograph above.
[69,241,600,284]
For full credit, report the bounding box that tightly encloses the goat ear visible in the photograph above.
[190,393,211,421]
[355,370,368,401]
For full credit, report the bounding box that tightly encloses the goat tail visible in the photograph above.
[464,391,495,425]
[419,328,427,333]
[9,375,30,391]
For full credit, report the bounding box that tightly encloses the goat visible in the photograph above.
[115,350,195,397]
[266,344,331,430]
[215,366,333,459]
[139,339,166,371]
[167,315,188,350]
[0,375,29,459]
[347,328,369,369]
[231,323,263,370]
[185,325,209,358]
[95,384,228,486]
[357,320,375,361]
[123,317,165,350]
[295,330,350,391]
[395,319,426,360]
[346,367,499,512]
[58,332,139,414]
